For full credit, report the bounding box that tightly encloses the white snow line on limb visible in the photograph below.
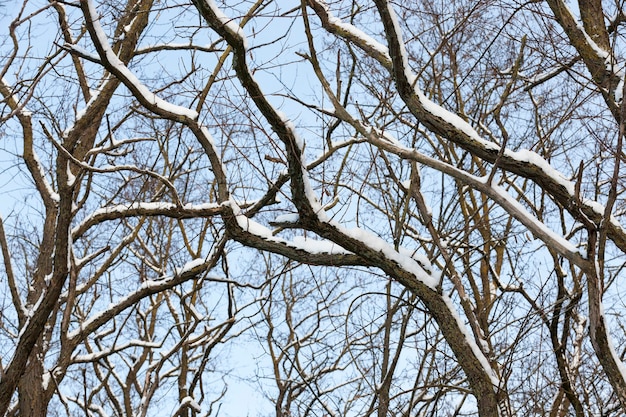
[228,199,352,256]
[366,123,585,265]
[443,294,501,387]
[308,0,390,64]
[202,0,249,49]
[82,0,198,120]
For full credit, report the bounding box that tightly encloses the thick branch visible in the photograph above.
[546,0,621,120]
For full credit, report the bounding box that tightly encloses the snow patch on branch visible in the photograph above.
[71,340,161,363]
[72,201,224,236]
[203,0,248,49]
[277,111,305,151]
[311,0,390,59]
[177,396,202,413]
[504,149,574,194]
[442,295,501,387]
[83,0,198,120]
[486,178,580,256]
[273,213,299,224]
[339,225,438,287]
[230,201,351,255]
[33,150,60,202]
[175,258,205,275]
[269,114,437,286]
[616,78,624,102]
[92,201,220,216]
[291,235,346,254]
[561,0,623,86]
[599,302,626,382]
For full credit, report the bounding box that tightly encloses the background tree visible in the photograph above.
[1,0,626,416]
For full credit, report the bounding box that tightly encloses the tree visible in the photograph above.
[1,0,626,415]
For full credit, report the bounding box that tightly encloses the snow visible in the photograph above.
[39,169,60,202]
[203,0,248,49]
[380,2,502,155]
[599,302,626,382]
[582,29,610,62]
[200,125,229,177]
[616,78,624,102]
[68,69,109,128]
[183,202,221,210]
[183,300,204,322]
[564,0,626,105]
[399,247,433,274]
[66,162,76,186]
[67,296,133,340]
[84,0,198,120]
[327,15,389,58]
[277,111,304,151]
[72,340,161,363]
[302,166,328,218]
[379,2,618,260]
[72,201,224,236]
[41,373,50,391]
[228,200,351,255]
[386,0,408,65]
[4,291,47,373]
[508,149,574,194]
[380,0,583,213]
[374,124,585,264]
[178,396,202,413]
[210,47,441,287]
[273,213,299,223]
[487,180,579,256]
[338,225,438,287]
[138,42,215,52]
[233,208,275,237]
[176,258,205,275]
[85,403,111,417]
[1,77,35,116]
[576,21,610,61]
[313,0,390,59]
[570,315,586,370]
[94,201,220,215]
[123,16,136,33]
[442,295,501,387]
[555,0,613,67]
[416,89,500,152]
[291,235,346,254]
[66,271,191,341]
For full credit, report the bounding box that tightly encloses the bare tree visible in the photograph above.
[1,0,626,415]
